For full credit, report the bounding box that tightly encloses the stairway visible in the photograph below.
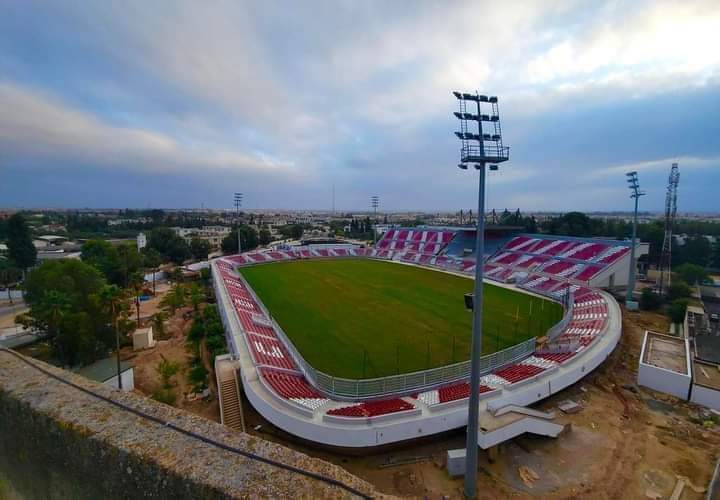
[219,377,243,430]
[215,355,243,431]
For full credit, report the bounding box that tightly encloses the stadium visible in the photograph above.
[211,227,635,448]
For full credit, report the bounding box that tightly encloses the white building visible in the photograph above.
[171,226,231,249]
[137,232,147,250]
[637,331,691,400]
[76,358,134,391]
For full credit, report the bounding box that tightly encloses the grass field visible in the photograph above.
[240,259,562,379]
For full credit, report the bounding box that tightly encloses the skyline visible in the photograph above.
[1,1,719,212]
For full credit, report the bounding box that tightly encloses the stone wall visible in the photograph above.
[0,350,380,499]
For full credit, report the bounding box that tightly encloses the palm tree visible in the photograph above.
[128,270,145,326]
[152,311,167,339]
[161,283,186,314]
[99,284,125,390]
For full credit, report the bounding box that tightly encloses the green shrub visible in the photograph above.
[640,287,662,311]
[188,362,208,392]
[156,358,180,389]
[666,299,688,325]
[152,388,176,406]
[667,281,692,301]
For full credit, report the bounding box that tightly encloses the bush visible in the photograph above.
[156,358,180,389]
[666,299,688,325]
[188,361,208,392]
[639,287,662,311]
[675,263,709,285]
[152,388,176,406]
[667,281,692,301]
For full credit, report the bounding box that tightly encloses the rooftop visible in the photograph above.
[693,360,720,390]
[695,335,720,365]
[642,331,689,375]
[75,357,132,383]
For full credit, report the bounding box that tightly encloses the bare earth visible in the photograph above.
[126,284,219,423]
[218,306,719,498]
[131,287,719,498]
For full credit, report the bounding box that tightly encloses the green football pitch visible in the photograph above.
[240,259,562,379]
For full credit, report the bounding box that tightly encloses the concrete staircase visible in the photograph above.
[215,355,244,431]
[477,406,569,449]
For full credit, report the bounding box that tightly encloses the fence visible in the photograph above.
[226,263,567,402]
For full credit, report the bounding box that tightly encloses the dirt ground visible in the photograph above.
[0,303,28,329]
[125,284,220,422]
[209,305,720,499]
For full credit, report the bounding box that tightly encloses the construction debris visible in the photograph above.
[518,465,540,488]
[558,400,582,414]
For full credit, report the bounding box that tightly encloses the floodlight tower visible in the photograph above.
[625,172,645,308]
[234,192,243,254]
[452,91,509,499]
[658,163,680,296]
[371,196,380,244]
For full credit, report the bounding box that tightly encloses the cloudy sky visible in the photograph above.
[1,0,719,212]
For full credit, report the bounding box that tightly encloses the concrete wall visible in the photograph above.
[637,333,692,400]
[0,350,377,499]
[638,363,691,400]
[690,384,720,411]
[103,368,134,392]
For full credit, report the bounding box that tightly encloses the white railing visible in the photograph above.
[217,258,567,402]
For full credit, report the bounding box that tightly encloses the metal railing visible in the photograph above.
[223,262,566,402]
[300,338,536,400]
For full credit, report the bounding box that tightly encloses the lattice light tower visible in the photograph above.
[234,192,243,254]
[452,91,509,499]
[371,195,380,244]
[625,171,645,308]
[658,163,679,296]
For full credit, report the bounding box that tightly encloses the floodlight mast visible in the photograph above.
[371,196,380,244]
[625,172,645,306]
[234,192,243,254]
[452,91,509,499]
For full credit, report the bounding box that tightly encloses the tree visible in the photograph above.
[666,281,692,301]
[161,283,187,313]
[667,299,688,325]
[116,243,143,287]
[81,239,121,285]
[156,358,180,389]
[188,284,204,314]
[142,248,162,295]
[221,225,258,254]
[713,239,720,269]
[258,228,273,246]
[22,260,112,366]
[675,235,712,267]
[0,259,21,303]
[6,213,37,274]
[147,228,191,264]
[152,311,167,339]
[38,290,72,360]
[639,287,662,311]
[128,270,145,326]
[98,284,127,389]
[674,263,709,286]
[189,238,211,260]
